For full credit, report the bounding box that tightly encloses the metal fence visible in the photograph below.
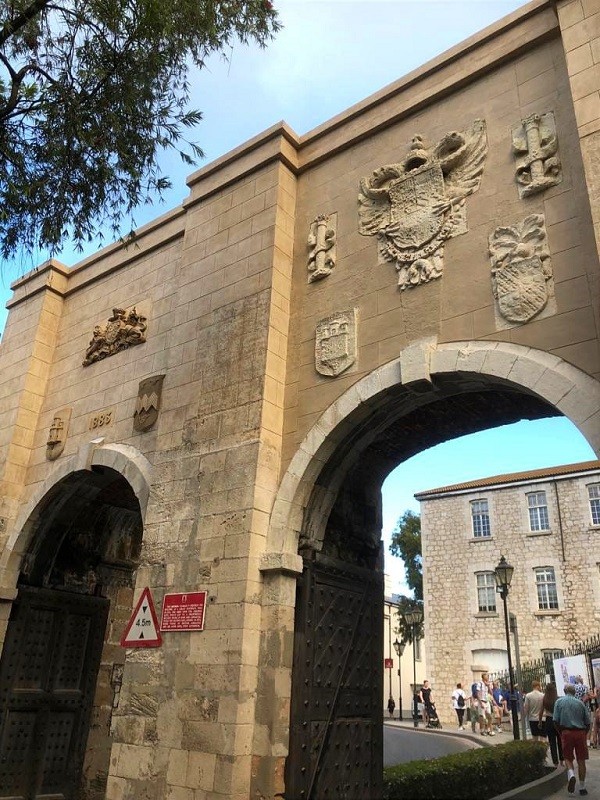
[489,633,600,693]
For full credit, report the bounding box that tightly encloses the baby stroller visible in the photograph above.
[425,702,442,729]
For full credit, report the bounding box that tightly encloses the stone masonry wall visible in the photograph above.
[421,470,600,728]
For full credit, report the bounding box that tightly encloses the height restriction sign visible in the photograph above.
[120,587,162,648]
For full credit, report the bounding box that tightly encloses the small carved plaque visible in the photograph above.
[134,374,165,432]
[512,112,561,198]
[83,306,147,366]
[308,213,337,282]
[88,407,115,431]
[46,408,71,460]
[315,309,357,377]
[489,214,554,325]
[358,119,487,290]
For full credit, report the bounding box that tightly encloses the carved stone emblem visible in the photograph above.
[308,213,337,282]
[489,214,554,324]
[512,112,561,198]
[46,408,71,460]
[83,306,147,366]
[134,374,165,432]
[358,119,487,290]
[315,309,357,377]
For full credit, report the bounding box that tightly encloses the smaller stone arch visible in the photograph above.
[0,439,152,594]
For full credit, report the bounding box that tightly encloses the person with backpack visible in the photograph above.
[452,683,467,729]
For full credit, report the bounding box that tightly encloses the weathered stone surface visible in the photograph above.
[0,4,597,800]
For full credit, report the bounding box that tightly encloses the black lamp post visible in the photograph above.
[404,608,423,728]
[494,555,520,741]
[393,638,405,720]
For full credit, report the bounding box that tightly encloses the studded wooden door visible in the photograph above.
[0,586,109,799]
[286,552,384,800]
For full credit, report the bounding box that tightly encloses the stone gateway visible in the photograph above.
[0,2,598,799]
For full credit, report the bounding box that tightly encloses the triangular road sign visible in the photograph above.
[120,587,162,648]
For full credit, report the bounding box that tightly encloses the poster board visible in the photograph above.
[552,654,590,696]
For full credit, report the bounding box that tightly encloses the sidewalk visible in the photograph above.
[385,717,600,798]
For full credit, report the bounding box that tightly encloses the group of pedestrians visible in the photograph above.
[451,672,507,735]
[450,672,596,797]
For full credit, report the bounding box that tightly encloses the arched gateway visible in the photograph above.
[0,2,598,798]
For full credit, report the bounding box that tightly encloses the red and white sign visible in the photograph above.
[384,658,394,669]
[160,591,207,632]
[120,587,162,648]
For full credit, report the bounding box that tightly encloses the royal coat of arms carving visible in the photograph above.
[134,374,165,432]
[83,306,147,366]
[489,214,554,325]
[512,112,561,198]
[315,309,357,377]
[358,120,487,290]
[307,213,337,282]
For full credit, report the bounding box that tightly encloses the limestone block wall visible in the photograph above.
[421,466,600,727]
[0,141,296,797]
[282,6,600,480]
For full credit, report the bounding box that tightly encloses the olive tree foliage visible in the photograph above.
[0,0,279,259]
[389,509,424,643]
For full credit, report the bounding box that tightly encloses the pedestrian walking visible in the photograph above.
[524,680,547,742]
[540,682,563,766]
[554,683,591,796]
[387,697,396,718]
[452,683,467,729]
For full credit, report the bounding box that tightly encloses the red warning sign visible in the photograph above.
[120,587,162,648]
[160,591,207,632]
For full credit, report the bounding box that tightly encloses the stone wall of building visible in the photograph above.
[421,465,600,728]
[0,1,598,797]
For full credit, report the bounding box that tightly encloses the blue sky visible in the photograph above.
[1,1,595,589]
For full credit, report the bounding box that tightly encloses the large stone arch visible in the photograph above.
[262,339,600,568]
[252,339,600,798]
[0,440,152,595]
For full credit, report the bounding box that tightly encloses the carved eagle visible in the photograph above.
[358,119,487,236]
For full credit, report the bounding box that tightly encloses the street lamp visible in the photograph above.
[393,638,405,720]
[404,607,423,728]
[494,555,520,741]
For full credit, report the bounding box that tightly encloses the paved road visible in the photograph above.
[383,723,478,766]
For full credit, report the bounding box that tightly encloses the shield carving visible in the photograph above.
[315,310,357,377]
[493,257,549,324]
[134,374,165,432]
[386,163,446,250]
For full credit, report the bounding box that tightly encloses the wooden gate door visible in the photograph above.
[286,552,384,800]
[0,586,109,799]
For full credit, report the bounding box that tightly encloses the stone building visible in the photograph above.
[417,459,600,727]
[383,583,427,721]
[0,1,599,798]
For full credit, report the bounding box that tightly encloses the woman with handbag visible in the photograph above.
[540,682,564,766]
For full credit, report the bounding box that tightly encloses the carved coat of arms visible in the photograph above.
[307,213,337,282]
[134,374,165,432]
[315,309,357,377]
[358,120,487,290]
[489,214,553,324]
[46,408,71,460]
[83,306,147,366]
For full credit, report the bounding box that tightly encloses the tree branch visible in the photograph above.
[0,0,53,47]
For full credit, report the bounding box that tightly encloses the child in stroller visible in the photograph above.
[425,702,442,729]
